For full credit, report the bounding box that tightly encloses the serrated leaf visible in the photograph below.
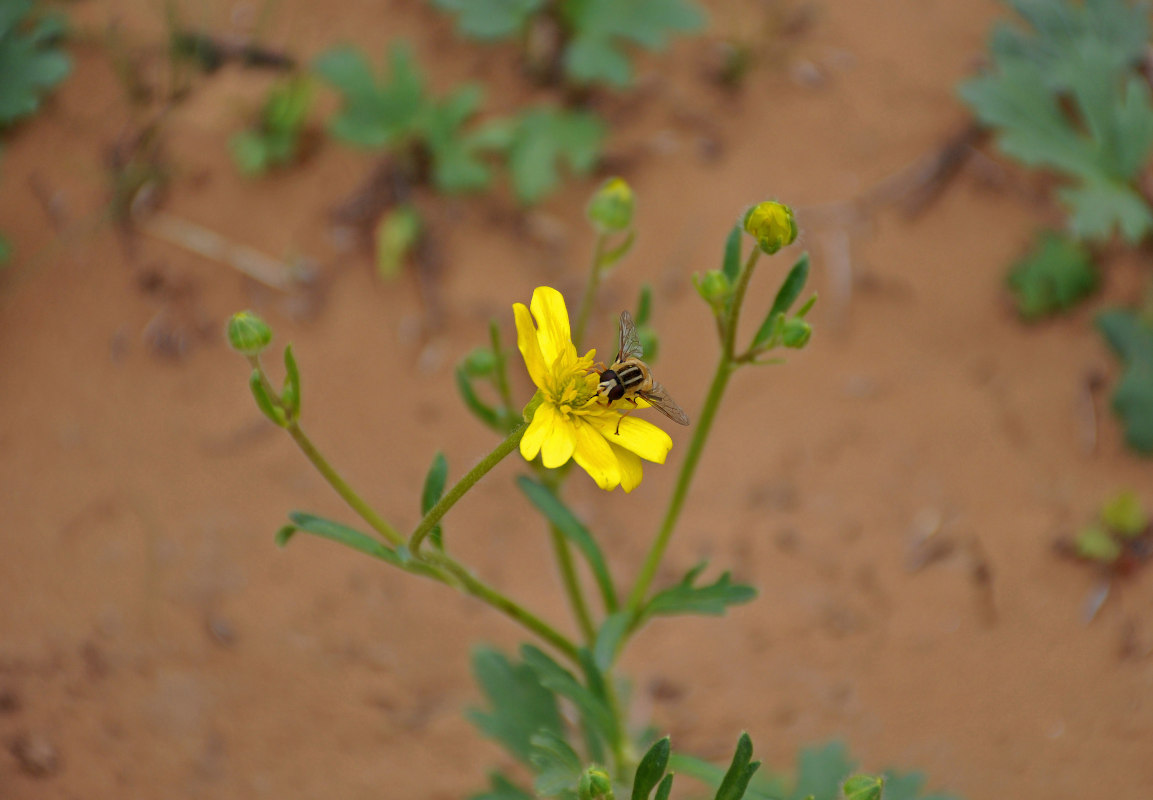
[642,563,756,621]
[470,772,536,800]
[433,0,547,39]
[632,737,671,800]
[1101,489,1148,537]
[468,646,565,765]
[715,733,761,800]
[0,1,71,126]
[563,0,706,87]
[314,43,425,148]
[787,741,855,800]
[421,84,492,193]
[503,108,605,204]
[1060,179,1153,244]
[1096,309,1153,454]
[517,476,617,611]
[1005,231,1097,319]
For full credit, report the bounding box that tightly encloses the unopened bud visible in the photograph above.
[587,177,635,232]
[227,311,272,356]
[693,269,731,312]
[781,317,812,349]
[743,200,797,255]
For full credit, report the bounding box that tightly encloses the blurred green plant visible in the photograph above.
[430,0,707,88]
[960,0,1153,454]
[227,189,957,799]
[0,0,72,265]
[314,41,604,203]
[229,76,314,176]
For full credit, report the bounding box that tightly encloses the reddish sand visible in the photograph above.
[2,2,1151,798]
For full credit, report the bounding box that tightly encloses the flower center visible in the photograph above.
[545,354,598,415]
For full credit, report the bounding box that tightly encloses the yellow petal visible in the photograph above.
[586,410,673,464]
[530,286,573,368]
[514,302,548,389]
[610,443,643,493]
[540,412,577,468]
[520,401,555,461]
[571,418,621,491]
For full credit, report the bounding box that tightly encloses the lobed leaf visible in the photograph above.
[433,0,547,40]
[0,0,71,126]
[502,108,606,204]
[468,646,565,765]
[642,562,756,621]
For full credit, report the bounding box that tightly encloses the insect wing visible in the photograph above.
[615,310,644,362]
[640,380,690,426]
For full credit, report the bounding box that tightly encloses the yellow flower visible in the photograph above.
[514,286,673,492]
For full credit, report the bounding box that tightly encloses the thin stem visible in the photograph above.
[285,422,406,547]
[625,248,762,616]
[424,550,581,663]
[573,232,608,352]
[550,524,597,642]
[411,423,526,553]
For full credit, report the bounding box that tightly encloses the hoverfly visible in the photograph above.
[594,310,690,431]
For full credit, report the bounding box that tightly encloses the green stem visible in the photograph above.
[625,248,761,615]
[285,421,406,547]
[411,423,526,554]
[550,524,597,642]
[573,232,608,352]
[424,550,581,663]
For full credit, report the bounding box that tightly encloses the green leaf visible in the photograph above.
[960,7,1153,242]
[229,131,271,175]
[653,774,675,800]
[0,232,10,265]
[530,730,584,797]
[1096,309,1153,454]
[632,737,671,800]
[787,741,854,800]
[1075,524,1123,563]
[281,344,301,417]
[521,644,619,755]
[433,0,547,40]
[592,611,630,671]
[517,476,617,611]
[666,754,783,800]
[1005,231,1097,319]
[0,1,71,127]
[642,563,756,621]
[470,773,536,800]
[314,42,425,148]
[878,769,961,800]
[375,205,422,279]
[722,224,742,282]
[843,775,884,800]
[249,370,287,426]
[563,0,707,87]
[715,732,761,800]
[1100,489,1148,538]
[421,84,493,193]
[635,284,654,326]
[503,108,606,204]
[276,512,441,575]
[421,450,448,548]
[456,364,502,429]
[752,252,811,348]
[467,646,565,765]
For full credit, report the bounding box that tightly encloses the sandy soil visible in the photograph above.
[2,1,1151,799]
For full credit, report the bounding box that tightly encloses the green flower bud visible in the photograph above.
[587,177,635,232]
[578,766,614,800]
[693,269,732,312]
[743,200,797,255]
[227,311,272,356]
[463,347,498,376]
[781,317,812,349]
